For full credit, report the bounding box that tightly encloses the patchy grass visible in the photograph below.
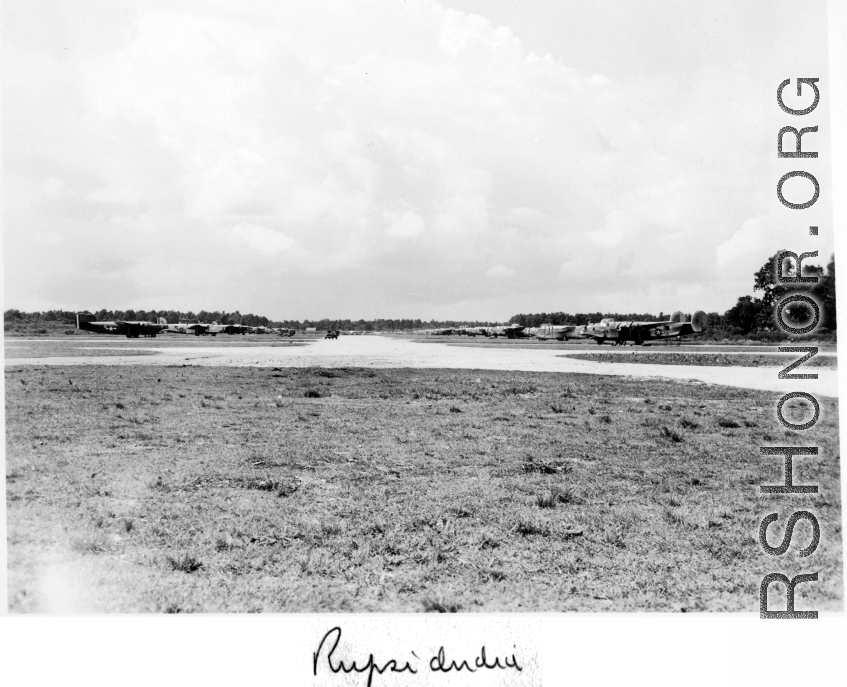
[4,364,842,613]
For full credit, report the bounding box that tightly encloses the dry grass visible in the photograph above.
[4,364,843,613]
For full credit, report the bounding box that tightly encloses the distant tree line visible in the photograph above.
[508,252,836,341]
[4,253,835,340]
[3,309,501,333]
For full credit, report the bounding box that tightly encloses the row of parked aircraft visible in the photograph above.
[417,310,709,346]
[74,309,708,345]
[75,312,296,338]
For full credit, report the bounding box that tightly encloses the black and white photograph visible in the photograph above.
[2,0,844,657]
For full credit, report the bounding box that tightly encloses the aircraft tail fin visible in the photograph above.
[690,310,708,333]
[670,311,684,323]
[157,317,168,326]
[76,312,96,330]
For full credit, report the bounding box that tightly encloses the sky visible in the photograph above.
[2,0,834,321]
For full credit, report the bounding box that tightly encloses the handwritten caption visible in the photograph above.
[313,627,523,686]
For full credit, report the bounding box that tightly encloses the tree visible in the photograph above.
[753,250,832,331]
[725,295,759,333]
[811,255,836,331]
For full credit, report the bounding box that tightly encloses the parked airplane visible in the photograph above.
[533,324,582,341]
[220,323,251,335]
[581,311,708,345]
[489,324,528,339]
[75,312,168,338]
[164,322,209,336]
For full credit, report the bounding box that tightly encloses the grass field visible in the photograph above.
[559,352,837,368]
[5,364,842,613]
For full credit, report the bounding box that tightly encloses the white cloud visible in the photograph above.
[384,210,425,238]
[43,176,69,199]
[87,185,144,204]
[2,0,834,318]
[230,223,295,256]
[486,264,515,279]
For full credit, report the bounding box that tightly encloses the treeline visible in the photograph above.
[3,309,274,330]
[298,319,500,331]
[3,309,500,334]
[509,252,837,341]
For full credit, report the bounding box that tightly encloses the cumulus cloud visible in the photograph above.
[2,0,833,318]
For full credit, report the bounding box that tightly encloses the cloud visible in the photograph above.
[486,264,515,279]
[384,210,425,238]
[230,223,295,256]
[86,185,144,204]
[2,0,834,318]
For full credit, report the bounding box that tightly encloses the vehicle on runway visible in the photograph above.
[580,311,709,345]
[75,312,168,338]
[325,330,340,339]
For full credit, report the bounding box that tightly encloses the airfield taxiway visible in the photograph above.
[4,335,839,397]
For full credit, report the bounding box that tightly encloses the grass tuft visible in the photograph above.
[717,418,741,429]
[515,519,550,537]
[536,491,557,508]
[422,594,463,613]
[166,554,203,573]
[661,426,683,442]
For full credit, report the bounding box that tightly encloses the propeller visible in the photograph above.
[690,310,708,332]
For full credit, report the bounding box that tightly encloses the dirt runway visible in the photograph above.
[4,335,839,397]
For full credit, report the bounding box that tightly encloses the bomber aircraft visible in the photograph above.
[533,324,582,341]
[164,322,210,336]
[220,323,252,335]
[76,312,168,338]
[489,323,528,339]
[580,311,708,345]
